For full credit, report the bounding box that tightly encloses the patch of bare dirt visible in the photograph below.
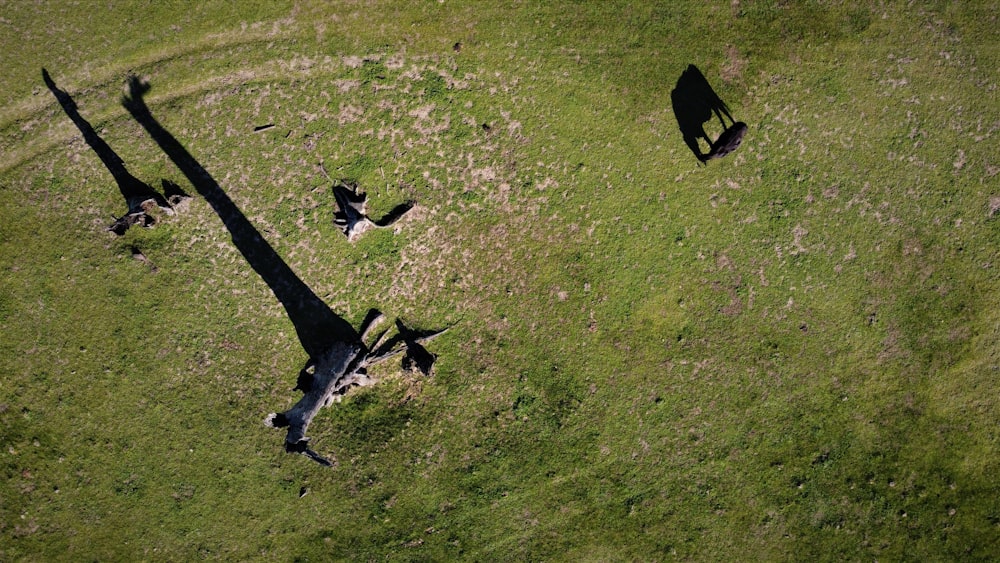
[721,45,747,83]
[338,103,364,124]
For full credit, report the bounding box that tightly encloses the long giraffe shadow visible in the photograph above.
[42,68,180,234]
[670,64,747,164]
[119,77,357,356]
[119,75,443,465]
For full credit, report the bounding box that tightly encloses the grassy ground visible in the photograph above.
[2,1,998,560]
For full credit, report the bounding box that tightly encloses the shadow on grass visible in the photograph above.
[42,68,176,234]
[331,179,414,242]
[119,75,358,358]
[119,75,445,466]
[670,64,746,164]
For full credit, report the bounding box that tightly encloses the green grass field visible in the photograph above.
[2,1,998,560]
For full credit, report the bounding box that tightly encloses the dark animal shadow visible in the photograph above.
[670,64,747,164]
[119,76,358,358]
[331,180,414,241]
[368,319,442,377]
[161,179,191,206]
[121,75,446,466]
[42,68,176,234]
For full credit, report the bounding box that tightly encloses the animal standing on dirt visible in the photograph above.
[331,180,414,241]
[317,162,414,241]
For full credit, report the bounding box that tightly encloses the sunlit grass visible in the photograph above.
[1,1,998,560]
